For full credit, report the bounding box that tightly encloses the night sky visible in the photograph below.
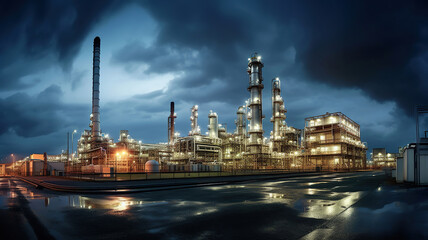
[1,0,427,162]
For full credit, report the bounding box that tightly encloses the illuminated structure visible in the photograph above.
[68,38,367,173]
[245,53,271,168]
[172,108,222,167]
[77,37,110,167]
[189,105,201,136]
[269,77,301,168]
[235,106,246,137]
[271,77,286,146]
[208,111,219,139]
[372,148,398,167]
[76,37,167,173]
[303,112,367,170]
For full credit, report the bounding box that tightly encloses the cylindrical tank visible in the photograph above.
[208,110,218,138]
[218,126,226,139]
[235,106,245,136]
[145,160,160,173]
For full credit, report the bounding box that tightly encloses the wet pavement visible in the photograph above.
[1,171,427,240]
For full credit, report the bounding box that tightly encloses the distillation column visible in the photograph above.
[189,105,201,135]
[247,53,264,155]
[208,111,218,138]
[90,36,101,141]
[271,77,286,151]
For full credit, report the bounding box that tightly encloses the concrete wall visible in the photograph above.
[404,148,414,182]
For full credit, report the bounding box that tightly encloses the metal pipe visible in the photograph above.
[91,36,101,141]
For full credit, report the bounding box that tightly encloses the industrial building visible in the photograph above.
[303,112,367,170]
[6,153,66,176]
[65,37,367,174]
[395,106,428,185]
[371,148,398,167]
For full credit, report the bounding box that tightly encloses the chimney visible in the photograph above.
[168,102,176,145]
[91,37,101,141]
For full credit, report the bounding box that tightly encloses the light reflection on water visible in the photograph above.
[299,191,362,219]
[68,195,168,211]
[267,193,285,199]
[207,185,246,191]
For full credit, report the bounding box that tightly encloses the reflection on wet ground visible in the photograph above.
[2,171,428,239]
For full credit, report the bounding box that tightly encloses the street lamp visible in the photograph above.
[11,154,14,176]
[71,129,77,164]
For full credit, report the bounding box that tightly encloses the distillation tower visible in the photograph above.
[271,77,286,151]
[189,105,201,136]
[246,53,266,166]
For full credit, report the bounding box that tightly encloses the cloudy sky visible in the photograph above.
[1,0,427,162]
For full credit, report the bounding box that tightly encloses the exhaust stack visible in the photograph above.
[168,102,176,145]
[90,36,101,141]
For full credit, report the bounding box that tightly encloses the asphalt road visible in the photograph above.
[1,171,427,240]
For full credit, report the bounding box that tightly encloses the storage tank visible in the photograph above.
[208,110,218,138]
[145,160,160,173]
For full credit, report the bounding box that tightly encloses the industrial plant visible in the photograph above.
[5,36,369,176]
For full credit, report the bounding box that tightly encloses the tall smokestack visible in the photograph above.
[91,36,101,141]
[168,102,176,145]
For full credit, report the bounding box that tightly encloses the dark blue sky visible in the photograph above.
[1,0,427,162]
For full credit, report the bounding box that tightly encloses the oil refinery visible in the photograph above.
[8,36,369,175]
